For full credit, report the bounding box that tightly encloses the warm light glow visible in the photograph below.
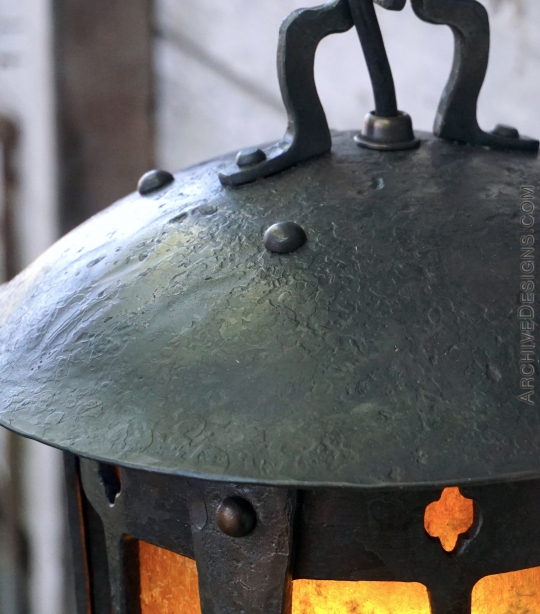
[139,541,201,614]
[292,580,430,614]
[424,487,474,552]
[472,567,540,613]
[137,540,540,614]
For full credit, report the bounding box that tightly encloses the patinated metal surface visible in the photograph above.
[71,459,540,614]
[188,481,295,614]
[0,131,538,487]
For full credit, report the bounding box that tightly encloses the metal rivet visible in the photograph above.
[216,496,257,538]
[263,222,307,254]
[138,169,174,195]
[236,147,267,168]
[491,124,520,139]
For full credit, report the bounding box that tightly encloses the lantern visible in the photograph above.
[0,0,539,613]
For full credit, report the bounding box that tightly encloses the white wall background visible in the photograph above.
[155,0,540,171]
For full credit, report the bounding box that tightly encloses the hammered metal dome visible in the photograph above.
[0,131,538,488]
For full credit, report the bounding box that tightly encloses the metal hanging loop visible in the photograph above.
[350,0,419,151]
[219,0,538,188]
[219,0,418,188]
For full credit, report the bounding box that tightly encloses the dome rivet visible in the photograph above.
[491,124,520,139]
[263,221,307,254]
[236,147,267,168]
[216,496,257,538]
[137,169,175,195]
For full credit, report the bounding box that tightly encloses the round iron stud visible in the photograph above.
[263,221,307,254]
[491,124,520,139]
[236,147,267,168]
[137,169,175,195]
[216,496,257,538]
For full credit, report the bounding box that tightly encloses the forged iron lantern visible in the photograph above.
[1,0,540,613]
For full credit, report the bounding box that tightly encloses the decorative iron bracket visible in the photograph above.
[411,0,539,152]
[219,0,538,188]
[219,0,353,188]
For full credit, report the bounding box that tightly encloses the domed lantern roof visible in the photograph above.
[1,1,540,613]
[0,131,538,488]
[0,0,538,490]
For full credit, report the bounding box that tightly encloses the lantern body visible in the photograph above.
[0,0,539,610]
[65,457,540,614]
[0,131,538,613]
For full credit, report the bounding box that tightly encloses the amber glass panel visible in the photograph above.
[472,567,540,613]
[138,539,540,614]
[424,487,475,552]
[139,541,201,614]
[292,580,431,614]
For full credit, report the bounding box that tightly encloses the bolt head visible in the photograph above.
[138,169,175,195]
[491,124,520,139]
[236,147,267,168]
[264,222,307,254]
[216,496,257,538]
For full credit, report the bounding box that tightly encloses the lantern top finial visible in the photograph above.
[219,0,538,188]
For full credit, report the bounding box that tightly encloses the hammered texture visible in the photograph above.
[0,132,538,487]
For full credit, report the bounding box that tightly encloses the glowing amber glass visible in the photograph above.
[472,567,540,613]
[139,541,201,614]
[291,570,540,614]
[138,541,540,614]
[291,580,430,614]
[424,487,475,552]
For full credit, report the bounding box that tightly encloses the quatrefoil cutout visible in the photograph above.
[424,487,475,552]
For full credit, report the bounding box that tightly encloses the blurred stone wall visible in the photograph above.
[155,0,540,171]
[0,0,67,613]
